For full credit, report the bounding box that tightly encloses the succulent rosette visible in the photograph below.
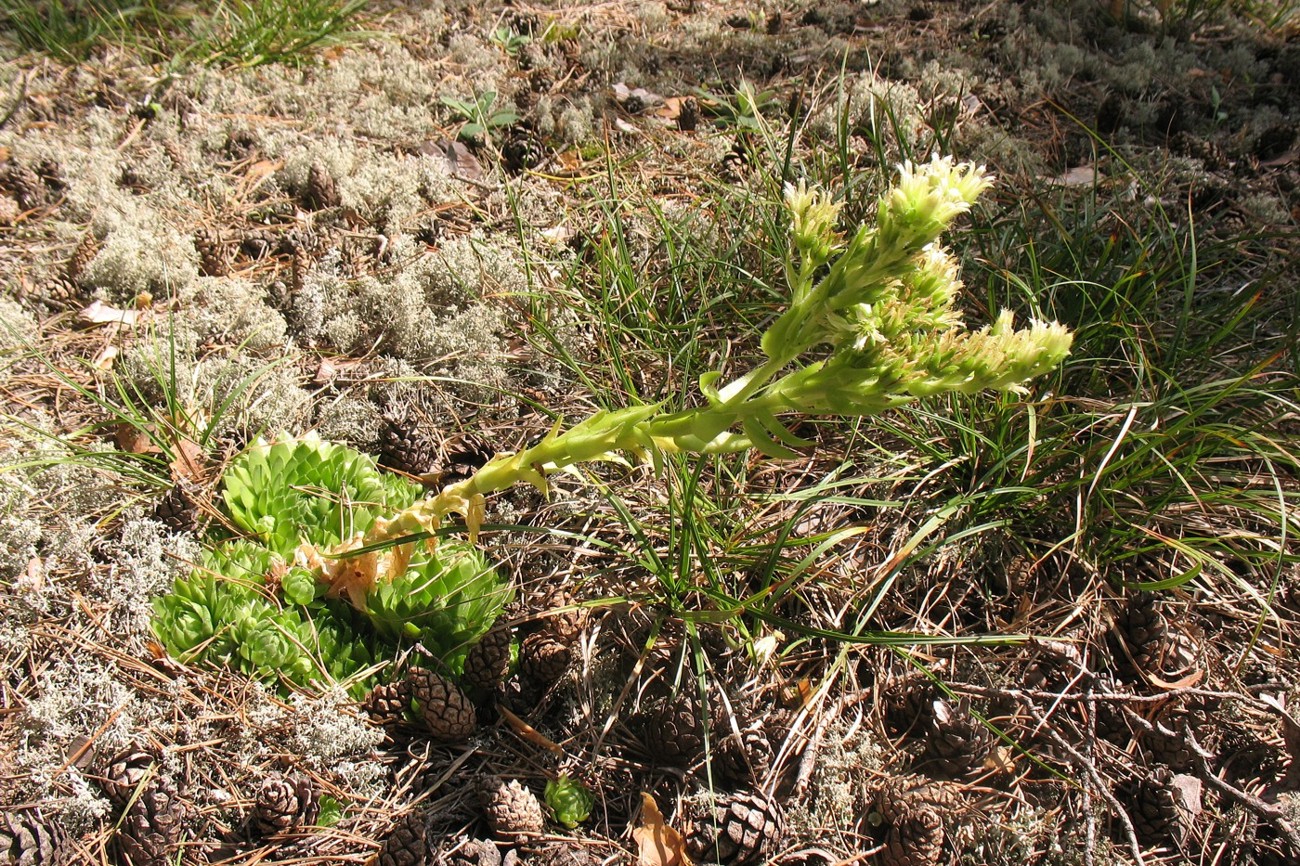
[152,436,512,695]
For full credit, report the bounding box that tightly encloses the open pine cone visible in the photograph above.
[518,632,570,687]
[880,808,944,866]
[684,792,784,866]
[101,746,161,808]
[712,723,773,787]
[0,810,62,866]
[438,837,503,866]
[536,589,590,646]
[481,777,545,842]
[116,776,185,866]
[251,773,319,836]
[921,698,994,777]
[868,776,960,866]
[364,679,414,726]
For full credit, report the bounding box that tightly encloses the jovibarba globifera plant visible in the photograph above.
[304,156,1073,598]
[154,157,1072,695]
[151,437,513,696]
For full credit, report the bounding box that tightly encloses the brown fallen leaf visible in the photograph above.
[115,423,159,455]
[168,436,207,483]
[240,158,282,195]
[633,792,692,866]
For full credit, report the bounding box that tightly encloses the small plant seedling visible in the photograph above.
[694,81,778,132]
[489,24,531,56]
[440,91,520,144]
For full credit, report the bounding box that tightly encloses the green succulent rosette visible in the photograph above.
[219,435,419,558]
[151,435,512,696]
[544,775,595,828]
[362,540,513,657]
[151,538,378,694]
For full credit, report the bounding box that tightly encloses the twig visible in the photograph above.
[1182,724,1300,853]
[1017,697,1145,865]
[1082,689,1098,866]
[951,682,1254,707]
[794,688,873,795]
[0,71,28,132]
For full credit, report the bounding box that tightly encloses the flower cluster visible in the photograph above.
[316,157,1072,563]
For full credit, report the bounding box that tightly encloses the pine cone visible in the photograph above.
[462,624,513,692]
[65,233,99,284]
[161,140,187,172]
[3,162,45,210]
[407,669,476,741]
[193,227,231,277]
[1141,716,1194,772]
[643,694,704,767]
[0,193,19,226]
[116,777,185,866]
[0,810,62,866]
[872,775,961,825]
[536,590,589,646]
[518,632,570,687]
[502,132,545,174]
[303,162,341,210]
[153,483,200,534]
[684,792,784,866]
[1111,592,1169,678]
[481,777,545,842]
[251,773,318,836]
[364,679,414,726]
[34,158,65,194]
[869,777,957,866]
[1122,769,1189,845]
[101,747,161,808]
[437,436,496,485]
[377,809,433,866]
[378,415,437,476]
[880,807,944,866]
[677,96,701,132]
[879,673,937,738]
[711,723,773,787]
[439,836,502,866]
[921,698,993,777]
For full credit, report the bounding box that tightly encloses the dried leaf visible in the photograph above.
[168,437,206,483]
[633,792,692,866]
[613,82,664,112]
[439,138,483,181]
[541,225,575,246]
[241,158,282,194]
[78,300,140,327]
[92,344,119,370]
[1048,165,1098,187]
[115,423,158,455]
[653,96,685,121]
[1169,774,1202,819]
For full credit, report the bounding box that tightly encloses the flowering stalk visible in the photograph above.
[312,157,1073,595]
